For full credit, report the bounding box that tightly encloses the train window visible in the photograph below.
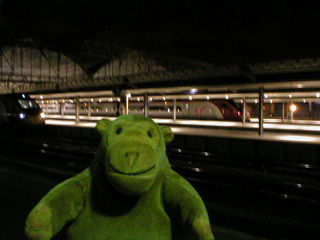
[150,107,160,111]
[18,99,39,109]
[226,100,241,110]
[149,106,168,111]
[168,106,182,112]
[129,106,144,111]
[149,106,182,112]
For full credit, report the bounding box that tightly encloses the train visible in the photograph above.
[0,93,45,125]
[39,98,251,121]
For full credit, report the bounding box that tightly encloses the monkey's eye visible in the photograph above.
[147,131,152,138]
[116,128,122,134]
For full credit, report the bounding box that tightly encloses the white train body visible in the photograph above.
[39,99,249,121]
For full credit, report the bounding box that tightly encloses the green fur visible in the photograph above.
[25,114,214,240]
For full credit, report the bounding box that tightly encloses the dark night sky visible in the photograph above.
[1,0,320,64]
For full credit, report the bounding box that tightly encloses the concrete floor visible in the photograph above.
[45,118,320,145]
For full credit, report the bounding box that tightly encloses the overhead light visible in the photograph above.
[289,94,292,98]
[189,96,192,100]
[317,93,320,98]
[206,96,210,100]
[270,99,272,103]
[290,104,297,112]
[190,89,197,94]
[254,99,258,103]
[40,95,43,99]
[149,97,153,101]
[225,95,229,99]
[264,94,268,98]
[163,97,166,100]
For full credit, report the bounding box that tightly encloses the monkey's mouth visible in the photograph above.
[108,159,155,176]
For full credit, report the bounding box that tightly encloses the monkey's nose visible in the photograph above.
[125,152,140,166]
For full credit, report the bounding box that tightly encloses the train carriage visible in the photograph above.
[0,94,45,125]
[39,98,250,122]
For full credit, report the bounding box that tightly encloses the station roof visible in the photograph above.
[2,1,320,64]
[1,1,320,94]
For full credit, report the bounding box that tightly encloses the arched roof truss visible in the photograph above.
[0,44,86,93]
[1,33,320,94]
[0,37,217,93]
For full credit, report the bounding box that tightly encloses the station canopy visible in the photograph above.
[1,31,320,95]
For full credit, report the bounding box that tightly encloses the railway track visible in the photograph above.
[1,131,320,239]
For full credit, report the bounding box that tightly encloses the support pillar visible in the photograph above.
[282,101,285,123]
[125,92,131,115]
[116,100,121,116]
[88,101,91,117]
[258,88,264,136]
[76,97,80,123]
[61,102,64,116]
[242,98,246,124]
[309,102,313,119]
[173,99,177,121]
[144,93,148,117]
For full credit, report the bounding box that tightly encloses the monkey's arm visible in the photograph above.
[163,170,214,240]
[25,169,89,240]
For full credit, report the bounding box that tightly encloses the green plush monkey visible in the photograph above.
[25,114,214,240]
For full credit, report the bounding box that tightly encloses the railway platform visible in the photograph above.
[45,118,320,144]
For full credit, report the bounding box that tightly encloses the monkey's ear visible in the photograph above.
[96,119,112,135]
[160,126,174,145]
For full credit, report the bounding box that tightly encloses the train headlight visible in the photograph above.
[40,112,46,119]
[19,113,26,119]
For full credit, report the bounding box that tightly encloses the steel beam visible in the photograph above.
[258,87,264,136]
